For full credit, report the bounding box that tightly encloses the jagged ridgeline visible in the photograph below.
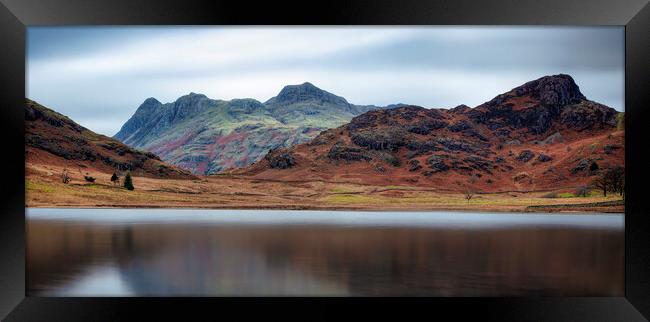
[114,82,399,175]
[241,74,624,192]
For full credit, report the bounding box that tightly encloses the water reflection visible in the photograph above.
[27,209,623,296]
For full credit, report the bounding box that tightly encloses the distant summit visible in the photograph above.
[267,82,349,106]
[113,83,394,174]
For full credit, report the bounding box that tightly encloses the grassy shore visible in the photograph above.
[26,164,624,213]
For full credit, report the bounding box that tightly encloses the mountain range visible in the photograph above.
[114,82,400,175]
[238,75,624,192]
[27,74,624,194]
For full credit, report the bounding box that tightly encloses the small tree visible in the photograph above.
[123,172,134,191]
[607,166,625,196]
[110,173,119,186]
[592,175,608,197]
[593,167,625,198]
[464,190,474,204]
[60,168,71,184]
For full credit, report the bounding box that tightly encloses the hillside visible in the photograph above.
[25,99,195,180]
[114,82,390,175]
[240,75,624,193]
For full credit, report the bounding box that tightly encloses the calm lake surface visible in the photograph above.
[26,208,624,296]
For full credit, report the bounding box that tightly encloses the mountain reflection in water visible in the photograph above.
[27,209,623,296]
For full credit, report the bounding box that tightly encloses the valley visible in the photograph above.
[25,74,625,213]
[26,162,623,212]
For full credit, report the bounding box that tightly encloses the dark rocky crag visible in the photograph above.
[466,74,615,134]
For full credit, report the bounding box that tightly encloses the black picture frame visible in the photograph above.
[1,0,649,320]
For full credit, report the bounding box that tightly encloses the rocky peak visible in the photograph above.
[174,92,208,106]
[467,74,596,134]
[133,97,162,115]
[114,97,163,141]
[450,104,471,113]
[512,74,586,107]
[272,82,349,106]
[142,97,161,106]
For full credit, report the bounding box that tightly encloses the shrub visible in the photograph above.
[110,173,119,185]
[83,175,96,183]
[575,186,591,197]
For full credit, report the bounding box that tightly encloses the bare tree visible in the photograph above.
[607,166,625,196]
[60,168,71,184]
[592,166,625,197]
[592,175,608,197]
[464,190,474,204]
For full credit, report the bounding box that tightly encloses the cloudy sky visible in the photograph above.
[27,26,624,136]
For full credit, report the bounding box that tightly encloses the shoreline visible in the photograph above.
[25,202,624,214]
[26,165,625,215]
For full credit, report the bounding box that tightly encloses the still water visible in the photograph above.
[27,208,623,296]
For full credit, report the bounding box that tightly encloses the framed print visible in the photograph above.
[1,0,649,320]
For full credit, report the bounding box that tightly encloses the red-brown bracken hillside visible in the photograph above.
[239,74,624,193]
[25,99,196,180]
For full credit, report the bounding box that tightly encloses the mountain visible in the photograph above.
[114,83,389,175]
[25,99,195,179]
[238,75,624,192]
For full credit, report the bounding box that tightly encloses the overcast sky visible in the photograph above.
[27,26,624,136]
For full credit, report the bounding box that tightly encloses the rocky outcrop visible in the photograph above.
[350,128,408,151]
[543,131,564,145]
[406,141,442,158]
[448,120,472,132]
[407,159,422,172]
[571,159,599,175]
[560,101,618,130]
[426,154,450,173]
[516,150,535,162]
[407,119,448,135]
[463,156,493,174]
[264,148,296,169]
[434,137,478,153]
[327,142,371,161]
